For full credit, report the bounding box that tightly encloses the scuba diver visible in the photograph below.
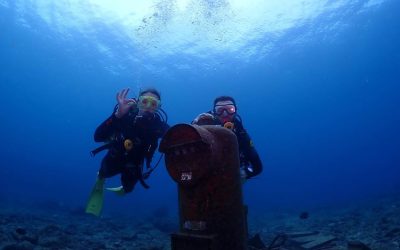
[86,88,169,216]
[192,96,262,180]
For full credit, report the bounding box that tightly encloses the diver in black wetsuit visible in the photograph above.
[192,96,263,180]
[86,88,169,216]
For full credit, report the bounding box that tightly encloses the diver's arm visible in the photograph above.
[245,145,263,178]
[237,129,263,179]
[94,112,123,142]
[94,88,137,142]
[143,121,169,170]
[94,103,128,142]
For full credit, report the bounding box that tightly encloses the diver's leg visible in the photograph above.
[120,163,140,193]
[98,152,123,179]
[86,152,124,215]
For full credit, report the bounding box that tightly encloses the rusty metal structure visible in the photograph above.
[159,124,247,250]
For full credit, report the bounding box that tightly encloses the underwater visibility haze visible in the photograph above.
[0,0,399,229]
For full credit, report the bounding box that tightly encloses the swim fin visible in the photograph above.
[85,178,105,216]
[106,186,125,196]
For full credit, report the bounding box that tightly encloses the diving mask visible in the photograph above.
[214,104,236,116]
[138,95,160,111]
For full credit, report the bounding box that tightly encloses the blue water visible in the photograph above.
[0,0,399,217]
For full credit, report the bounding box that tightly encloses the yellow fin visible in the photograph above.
[85,178,105,216]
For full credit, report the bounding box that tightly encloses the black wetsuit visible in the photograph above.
[195,113,263,179]
[94,107,169,192]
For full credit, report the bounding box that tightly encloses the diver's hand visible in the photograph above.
[115,88,137,118]
[240,168,248,184]
[192,113,215,125]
